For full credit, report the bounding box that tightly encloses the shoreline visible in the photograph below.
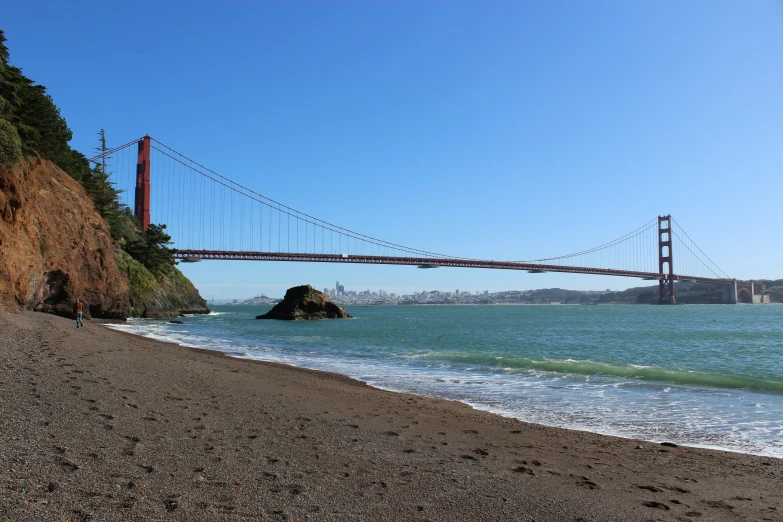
[2,309,782,521]
[111,312,783,460]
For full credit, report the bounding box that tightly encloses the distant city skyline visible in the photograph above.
[200,276,627,302]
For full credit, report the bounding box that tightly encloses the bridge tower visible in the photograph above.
[658,215,675,304]
[134,135,151,231]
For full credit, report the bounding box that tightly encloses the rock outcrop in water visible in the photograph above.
[256,285,351,320]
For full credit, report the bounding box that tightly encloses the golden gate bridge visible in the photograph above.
[90,136,748,304]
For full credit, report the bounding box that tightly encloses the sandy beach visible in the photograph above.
[1,310,781,521]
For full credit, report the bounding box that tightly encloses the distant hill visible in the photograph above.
[757,279,783,303]
[488,282,730,305]
[529,280,778,305]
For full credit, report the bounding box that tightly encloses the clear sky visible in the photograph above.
[3,1,782,299]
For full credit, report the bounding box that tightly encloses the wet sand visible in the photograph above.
[1,310,781,521]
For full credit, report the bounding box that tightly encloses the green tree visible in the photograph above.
[87,129,122,217]
[636,291,655,303]
[124,224,177,276]
[0,117,22,168]
[110,206,142,244]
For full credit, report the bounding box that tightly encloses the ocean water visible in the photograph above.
[107,304,783,458]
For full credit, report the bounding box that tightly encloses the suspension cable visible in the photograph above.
[148,141,464,259]
[671,218,730,279]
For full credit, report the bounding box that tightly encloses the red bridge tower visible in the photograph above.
[658,215,675,304]
[134,135,151,231]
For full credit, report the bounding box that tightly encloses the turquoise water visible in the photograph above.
[108,304,783,457]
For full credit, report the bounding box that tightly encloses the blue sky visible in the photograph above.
[4,2,782,299]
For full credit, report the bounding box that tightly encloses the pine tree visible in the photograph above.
[89,129,121,217]
[125,224,177,276]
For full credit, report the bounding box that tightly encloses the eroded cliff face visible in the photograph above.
[133,267,210,318]
[0,157,209,320]
[0,157,128,317]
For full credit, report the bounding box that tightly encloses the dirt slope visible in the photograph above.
[0,156,129,318]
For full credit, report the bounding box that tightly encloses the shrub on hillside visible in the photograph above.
[0,118,22,168]
[124,224,177,277]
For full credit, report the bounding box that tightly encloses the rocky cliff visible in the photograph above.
[257,285,351,320]
[0,157,129,318]
[139,269,209,318]
[0,157,207,319]
[115,248,209,318]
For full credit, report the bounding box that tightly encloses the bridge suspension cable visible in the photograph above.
[670,218,730,280]
[517,218,660,275]
[145,137,469,260]
[87,136,732,286]
[510,216,729,283]
[90,136,470,260]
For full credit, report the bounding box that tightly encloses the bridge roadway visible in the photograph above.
[175,250,733,286]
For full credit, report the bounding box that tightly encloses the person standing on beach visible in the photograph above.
[74,298,84,328]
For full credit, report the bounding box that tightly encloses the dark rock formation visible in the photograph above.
[256,285,351,320]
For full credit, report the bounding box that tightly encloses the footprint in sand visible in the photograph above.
[576,476,598,489]
[58,458,79,471]
[705,500,735,510]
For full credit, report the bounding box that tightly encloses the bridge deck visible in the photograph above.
[174,250,733,286]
